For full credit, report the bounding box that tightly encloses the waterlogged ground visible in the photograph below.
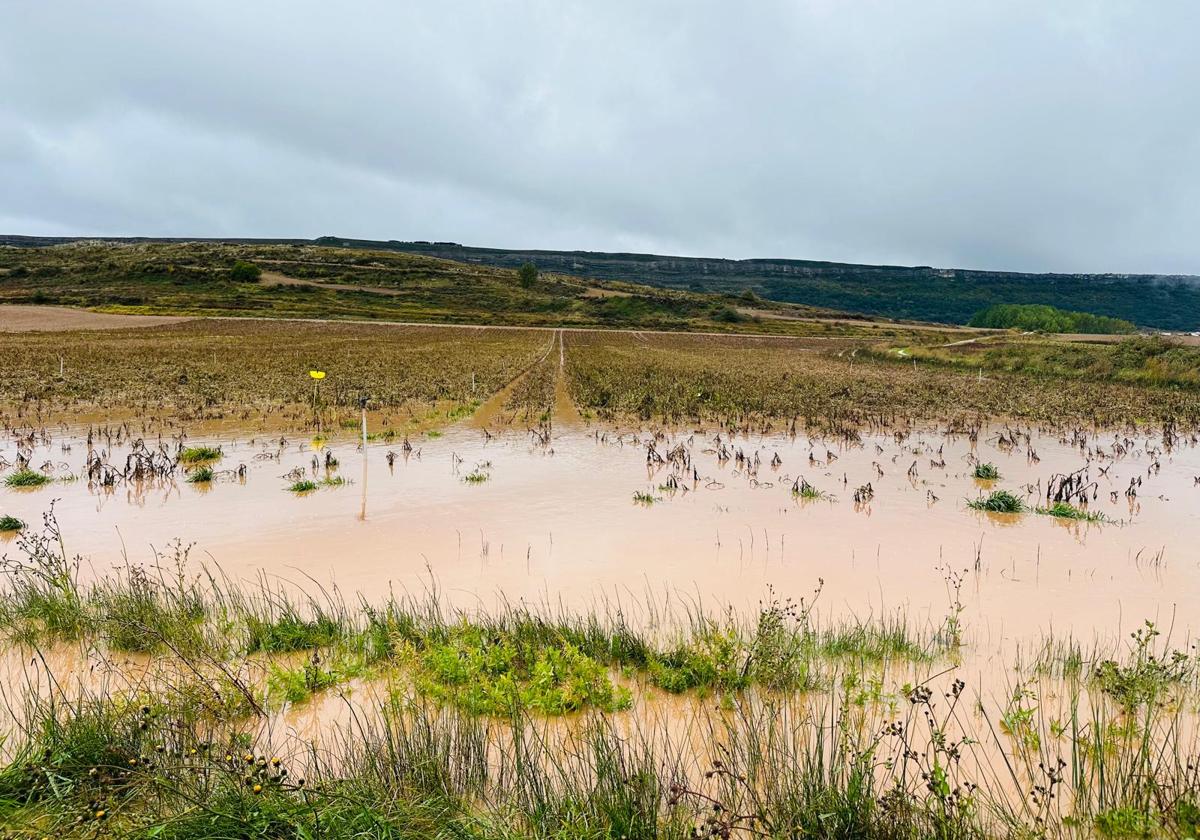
[2,419,1197,660]
[6,417,1200,833]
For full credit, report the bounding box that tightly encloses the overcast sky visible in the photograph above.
[2,2,1198,274]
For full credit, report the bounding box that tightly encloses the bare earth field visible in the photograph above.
[0,303,190,332]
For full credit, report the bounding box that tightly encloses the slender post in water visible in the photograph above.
[359,394,368,521]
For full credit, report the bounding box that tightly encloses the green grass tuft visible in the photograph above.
[967,489,1025,513]
[0,515,24,532]
[4,469,51,488]
[1036,501,1108,522]
[186,465,214,483]
[180,445,222,464]
[972,462,1000,480]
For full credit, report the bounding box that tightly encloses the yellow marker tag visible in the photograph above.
[308,370,326,380]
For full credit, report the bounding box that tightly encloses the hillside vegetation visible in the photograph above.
[890,334,1200,390]
[6,236,1199,330]
[372,240,1200,330]
[968,303,1136,334]
[0,240,875,336]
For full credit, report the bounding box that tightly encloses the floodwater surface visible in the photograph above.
[3,420,1197,661]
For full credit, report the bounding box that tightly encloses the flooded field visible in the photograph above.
[3,414,1199,836]
[3,419,1198,678]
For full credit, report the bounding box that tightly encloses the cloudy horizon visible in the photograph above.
[2,1,1198,275]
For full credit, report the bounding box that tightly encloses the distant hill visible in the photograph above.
[367,241,1200,331]
[0,238,872,336]
[5,234,1199,330]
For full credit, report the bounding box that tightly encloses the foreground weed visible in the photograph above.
[1092,621,1194,712]
[0,511,87,641]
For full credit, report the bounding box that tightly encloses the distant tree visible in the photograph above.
[517,262,538,288]
[969,303,1135,335]
[230,261,262,282]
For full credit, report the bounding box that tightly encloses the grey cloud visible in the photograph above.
[2,0,1198,273]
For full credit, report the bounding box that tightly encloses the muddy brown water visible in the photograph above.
[3,420,1196,656]
[4,417,1200,807]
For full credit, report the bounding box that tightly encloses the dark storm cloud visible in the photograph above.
[2,1,1198,273]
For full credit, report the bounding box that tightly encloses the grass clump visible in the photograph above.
[792,477,830,500]
[245,608,345,653]
[414,623,632,716]
[632,490,659,505]
[967,489,1025,513]
[972,462,1000,480]
[1036,501,1108,522]
[287,476,348,492]
[650,626,748,694]
[4,468,51,488]
[462,462,492,484]
[90,575,209,654]
[185,464,214,483]
[0,516,88,642]
[179,445,222,464]
[0,515,24,532]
